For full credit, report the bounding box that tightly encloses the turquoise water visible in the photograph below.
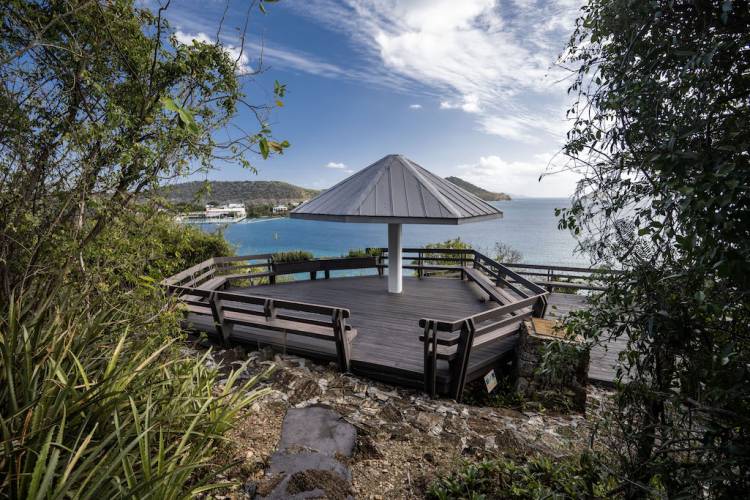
[196,198,587,266]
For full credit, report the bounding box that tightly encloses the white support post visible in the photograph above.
[388,223,403,293]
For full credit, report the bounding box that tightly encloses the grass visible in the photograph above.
[0,291,272,497]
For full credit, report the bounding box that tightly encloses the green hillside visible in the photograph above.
[445,176,511,201]
[161,180,319,206]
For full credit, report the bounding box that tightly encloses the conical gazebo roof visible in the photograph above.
[290,154,502,224]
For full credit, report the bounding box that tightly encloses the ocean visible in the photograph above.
[196,198,588,267]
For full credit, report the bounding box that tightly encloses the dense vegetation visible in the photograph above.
[554,0,750,496]
[0,0,284,496]
[445,176,511,201]
[428,455,612,499]
[160,180,319,206]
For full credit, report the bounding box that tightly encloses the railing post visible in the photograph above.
[422,320,438,398]
[332,309,351,372]
[418,250,423,279]
[532,295,548,318]
[209,291,232,346]
[449,319,476,402]
[268,258,276,284]
[263,298,276,320]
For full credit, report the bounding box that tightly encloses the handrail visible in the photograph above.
[499,261,619,291]
[419,295,540,333]
[500,262,623,274]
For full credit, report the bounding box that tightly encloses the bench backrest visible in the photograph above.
[419,253,550,401]
[175,287,353,371]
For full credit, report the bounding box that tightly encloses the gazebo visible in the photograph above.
[290,154,502,293]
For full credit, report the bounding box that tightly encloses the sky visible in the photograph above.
[158,0,584,197]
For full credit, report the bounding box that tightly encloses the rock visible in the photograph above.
[258,406,356,499]
[378,403,402,423]
[289,378,322,405]
[279,407,354,454]
[243,481,257,497]
[413,412,443,435]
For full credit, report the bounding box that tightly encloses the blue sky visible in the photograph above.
[160,0,583,197]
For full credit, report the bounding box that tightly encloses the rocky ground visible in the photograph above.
[189,343,614,499]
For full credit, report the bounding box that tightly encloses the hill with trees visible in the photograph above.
[161,180,319,206]
[445,176,511,201]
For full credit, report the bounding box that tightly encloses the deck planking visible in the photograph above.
[183,276,624,391]
[226,275,515,389]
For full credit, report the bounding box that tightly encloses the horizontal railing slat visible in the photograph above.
[162,258,215,285]
[213,254,273,264]
[501,262,623,274]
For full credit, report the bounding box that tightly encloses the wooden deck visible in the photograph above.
[183,275,623,390]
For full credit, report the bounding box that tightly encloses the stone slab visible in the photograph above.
[257,405,356,499]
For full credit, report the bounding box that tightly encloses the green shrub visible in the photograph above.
[428,454,614,499]
[422,238,473,268]
[346,248,382,258]
[460,372,526,410]
[272,250,314,263]
[82,207,234,292]
[0,291,271,497]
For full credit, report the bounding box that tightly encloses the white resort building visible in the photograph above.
[205,203,247,219]
[177,203,247,223]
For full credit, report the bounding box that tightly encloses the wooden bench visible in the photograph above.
[420,294,544,401]
[462,266,509,304]
[180,288,356,372]
[196,276,227,291]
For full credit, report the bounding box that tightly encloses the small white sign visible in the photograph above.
[484,369,498,393]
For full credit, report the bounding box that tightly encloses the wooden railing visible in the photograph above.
[498,262,622,292]
[418,250,549,401]
[163,249,610,392]
[171,285,355,371]
[161,254,275,291]
[367,246,474,279]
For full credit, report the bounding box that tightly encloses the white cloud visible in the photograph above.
[174,28,359,81]
[480,116,538,143]
[325,162,347,169]
[174,30,251,74]
[440,94,480,113]
[293,0,581,144]
[454,153,579,197]
[247,42,351,78]
[409,103,422,109]
[325,162,354,173]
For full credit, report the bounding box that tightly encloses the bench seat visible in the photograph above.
[195,276,227,291]
[463,266,508,304]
